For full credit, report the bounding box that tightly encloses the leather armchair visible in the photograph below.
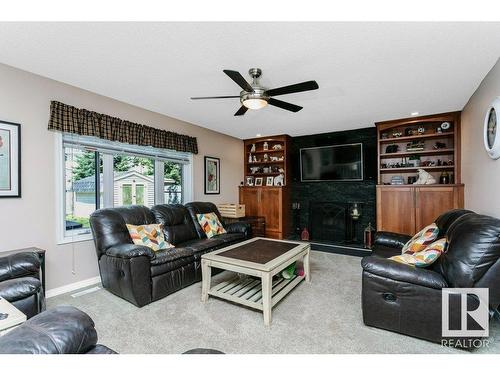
[90,202,252,307]
[0,306,116,354]
[371,209,473,258]
[0,252,45,319]
[362,210,500,344]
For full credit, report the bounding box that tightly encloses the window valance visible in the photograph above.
[48,101,198,154]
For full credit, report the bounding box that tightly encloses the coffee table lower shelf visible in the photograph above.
[208,274,304,311]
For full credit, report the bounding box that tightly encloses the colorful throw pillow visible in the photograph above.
[401,223,440,254]
[390,238,447,268]
[126,223,174,251]
[196,212,226,238]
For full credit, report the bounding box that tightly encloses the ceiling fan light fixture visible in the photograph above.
[242,98,268,110]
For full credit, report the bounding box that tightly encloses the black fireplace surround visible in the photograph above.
[291,127,377,244]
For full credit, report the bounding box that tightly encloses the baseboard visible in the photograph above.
[46,276,101,298]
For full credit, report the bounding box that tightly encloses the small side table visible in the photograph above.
[0,297,26,336]
[0,247,46,295]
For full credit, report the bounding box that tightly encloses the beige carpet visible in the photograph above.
[48,251,500,354]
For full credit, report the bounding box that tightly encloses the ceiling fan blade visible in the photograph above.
[265,80,319,97]
[223,70,254,92]
[268,98,303,112]
[234,106,248,116]
[191,95,240,100]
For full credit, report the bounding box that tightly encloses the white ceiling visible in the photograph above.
[0,22,499,139]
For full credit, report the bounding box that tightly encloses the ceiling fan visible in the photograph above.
[191,68,319,116]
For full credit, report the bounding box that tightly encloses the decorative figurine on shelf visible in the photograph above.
[434,141,447,149]
[252,155,258,162]
[381,132,389,139]
[406,140,425,151]
[385,144,399,153]
[417,126,426,135]
[263,153,269,162]
[263,142,269,151]
[270,156,279,161]
[272,144,283,150]
[278,156,284,161]
[273,168,285,186]
[248,153,253,163]
[436,126,443,134]
[250,143,256,153]
[414,169,437,185]
[250,167,259,174]
[439,171,450,184]
[392,130,403,138]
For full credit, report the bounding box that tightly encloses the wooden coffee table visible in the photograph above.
[0,297,26,336]
[201,237,310,326]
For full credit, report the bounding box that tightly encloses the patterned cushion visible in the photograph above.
[401,223,440,254]
[126,223,174,251]
[390,238,447,267]
[196,212,227,238]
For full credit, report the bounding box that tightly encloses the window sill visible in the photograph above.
[57,233,93,245]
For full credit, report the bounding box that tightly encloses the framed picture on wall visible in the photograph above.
[0,120,21,198]
[204,156,220,194]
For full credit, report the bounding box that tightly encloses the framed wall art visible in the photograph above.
[204,156,220,194]
[0,120,21,198]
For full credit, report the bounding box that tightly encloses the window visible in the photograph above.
[63,147,102,237]
[59,134,192,243]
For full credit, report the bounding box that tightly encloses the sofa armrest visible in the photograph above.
[361,256,448,289]
[226,221,252,238]
[105,243,155,259]
[0,306,98,354]
[373,231,411,249]
[0,252,40,282]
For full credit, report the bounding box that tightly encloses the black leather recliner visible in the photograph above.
[90,202,252,307]
[0,305,116,354]
[362,209,500,343]
[0,252,45,319]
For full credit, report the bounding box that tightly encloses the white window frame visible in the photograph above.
[56,134,193,244]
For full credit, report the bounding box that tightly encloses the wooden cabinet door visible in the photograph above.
[415,186,462,230]
[259,188,282,236]
[376,186,415,235]
[239,188,260,217]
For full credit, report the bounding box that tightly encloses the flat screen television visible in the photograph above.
[300,143,363,181]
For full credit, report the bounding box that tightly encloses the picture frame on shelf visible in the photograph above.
[265,176,274,186]
[254,177,263,186]
[204,156,220,194]
[0,120,21,198]
[245,176,254,186]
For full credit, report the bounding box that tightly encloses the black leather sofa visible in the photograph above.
[90,202,252,307]
[362,209,500,344]
[0,305,116,354]
[0,252,45,319]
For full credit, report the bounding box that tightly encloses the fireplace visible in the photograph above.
[309,202,348,243]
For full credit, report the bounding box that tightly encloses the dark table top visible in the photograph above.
[216,239,298,264]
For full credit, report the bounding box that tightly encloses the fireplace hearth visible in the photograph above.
[309,202,348,243]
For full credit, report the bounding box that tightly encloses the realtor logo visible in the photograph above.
[442,288,489,337]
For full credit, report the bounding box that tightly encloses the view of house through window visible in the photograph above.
[113,155,154,207]
[62,140,188,240]
[64,147,102,236]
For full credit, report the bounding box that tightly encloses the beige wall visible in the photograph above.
[0,63,243,291]
[462,58,500,216]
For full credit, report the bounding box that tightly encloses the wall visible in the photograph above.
[0,63,243,291]
[461,58,500,217]
[290,127,377,243]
